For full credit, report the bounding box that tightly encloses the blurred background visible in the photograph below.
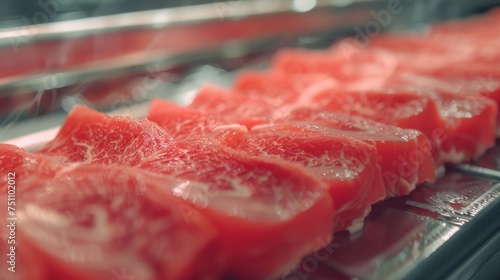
[1,0,499,28]
[1,0,499,143]
[0,0,218,28]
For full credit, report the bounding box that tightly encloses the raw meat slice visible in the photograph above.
[367,35,500,117]
[380,75,498,160]
[234,71,445,162]
[138,141,333,279]
[410,66,500,137]
[0,233,45,280]
[234,71,445,137]
[314,88,442,130]
[147,98,247,140]
[423,75,500,134]
[219,122,385,233]
[325,43,499,145]
[277,108,436,196]
[365,8,500,66]
[0,144,62,190]
[0,144,64,280]
[37,105,173,166]
[272,47,398,87]
[147,97,386,231]
[271,50,496,162]
[319,84,496,161]
[271,49,437,123]
[427,93,496,162]
[313,87,496,163]
[365,24,500,116]
[235,71,493,166]
[387,73,500,113]
[189,84,283,129]
[277,44,500,109]
[369,23,500,64]
[13,166,222,280]
[190,77,337,130]
[234,71,339,108]
[150,99,390,231]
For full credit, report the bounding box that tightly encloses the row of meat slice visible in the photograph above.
[148,99,435,227]
[1,9,499,280]
[0,107,333,280]
[254,55,497,164]
[0,101,434,280]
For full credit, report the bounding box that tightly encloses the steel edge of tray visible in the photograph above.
[0,0,381,47]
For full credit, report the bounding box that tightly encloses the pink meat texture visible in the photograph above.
[137,140,333,279]
[36,105,174,165]
[271,48,497,163]
[277,108,436,196]
[1,9,499,280]
[9,166,223,280]
[2,106,333,280]
[148,101,386,232]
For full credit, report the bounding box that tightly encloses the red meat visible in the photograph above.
[2,109,333,280]
[381,75,498,161]
[271,50,496,162]
[365,17,500,120]
[220,122,385,233]
[138,141,333,279]
[10,166,222,280]
[234,71,443,137]
[234,72,444,163]
[189,84,284,129]
[235,72,437,193]
[37,106,174,166]
[234,71,339,108]
[277,108,436,196]
[313,87,496,163]
[0,144,62,190]
[149,99,386,232]
[273,47,398,87]
[147,98,247,140]
[0,144,65,280]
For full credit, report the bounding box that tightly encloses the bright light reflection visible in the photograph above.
[293,0,317,13]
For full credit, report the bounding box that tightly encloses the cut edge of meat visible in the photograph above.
[36,105,174,166]
[16,165,224,280]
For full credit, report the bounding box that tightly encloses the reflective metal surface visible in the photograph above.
[286,172,500,280]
